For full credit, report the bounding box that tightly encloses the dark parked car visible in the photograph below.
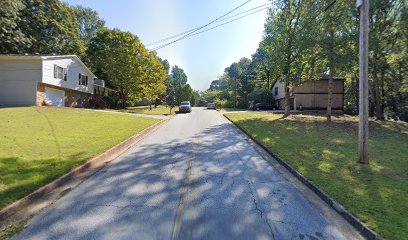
[207,103,216,109]
[251,103,274,111]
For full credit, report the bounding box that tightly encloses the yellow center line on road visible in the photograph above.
[171,153,192,240]
[172,120,199,240]
[188,130,199,240]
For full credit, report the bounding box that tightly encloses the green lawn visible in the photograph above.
[0,107,159,210]
[225,112,408,240]
[117,105,176,115]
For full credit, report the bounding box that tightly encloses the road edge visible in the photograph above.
[0,116,171,227]
[223,113,382,240]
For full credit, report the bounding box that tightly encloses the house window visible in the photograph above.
[54,64,67,81]
[274,87,278,96]
[78,73,88,86]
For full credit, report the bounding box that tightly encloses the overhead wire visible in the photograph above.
[151,7,270,51]
[182,7,270,41]
[149,0,259,51]
[146,2,271,47]
[295,0,349,38]
[149,0,336,52]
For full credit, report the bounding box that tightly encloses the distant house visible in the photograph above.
[0,55,108,107]
[272,78,344,112]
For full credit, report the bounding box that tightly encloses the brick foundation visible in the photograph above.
[36,83,92,108]
[36,83,46,106]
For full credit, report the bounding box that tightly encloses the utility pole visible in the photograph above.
[357,0,369,164]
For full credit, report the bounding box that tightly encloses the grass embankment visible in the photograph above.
[117,105,175,115]
[225,112,408,240]
[0,107,159,209]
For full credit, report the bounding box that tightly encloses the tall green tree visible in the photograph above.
[191,90,205,106]
[171,65,188,86]
[156,58,171,107]
[142,52,167,110]
[264,0,319,116]
[216,0,407,121]
[20,0,84,55]
[159,58,170,74]
[318,0,356,121]
[202,89,222,104]
[166,76,177,113]
[170,65,192,105]
[251,45,277,90]
[0,0,31,53]
[72,5,105,46]
[225,62,240,108]
[368,0,397,119]
[236,58,255,108]
[175,84,193,105]
[86,28,149,108]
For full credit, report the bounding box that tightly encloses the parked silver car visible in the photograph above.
[179,101,191,113]
[207,103,216,109]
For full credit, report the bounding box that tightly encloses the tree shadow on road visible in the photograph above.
[14,122,346,240]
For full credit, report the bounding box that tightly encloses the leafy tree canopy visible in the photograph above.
[72,5,105,45]
[171,65,188,86]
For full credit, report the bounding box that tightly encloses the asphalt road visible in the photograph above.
[14,107,362,240]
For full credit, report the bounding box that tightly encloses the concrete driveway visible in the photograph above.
[13,107,363,240]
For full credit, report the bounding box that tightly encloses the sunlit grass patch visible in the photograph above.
[0,107,159,209]
[116,105,175,115]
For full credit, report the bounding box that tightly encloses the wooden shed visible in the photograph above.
[272,78,345,112]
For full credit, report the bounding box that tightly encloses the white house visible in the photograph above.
[0,55,106,107]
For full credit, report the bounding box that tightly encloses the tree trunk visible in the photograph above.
[372,52,384,120]
[120,91,127,109]
[266,70,270,89]
[369,88,375,117]
[327,71,333,122]
[234,77,238,108]
[283,77,290,117]
[380,68,385,115]
[326,29,335,122]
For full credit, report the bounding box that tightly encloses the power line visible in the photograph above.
[150,1,334,52]
[151,7,270,51]
[149,0,255,51]
[146,2,271,47]
[152,8,270,51]
[182,7,270,41]
[324,0,337,12]
[297,0,349,36]
[209,2,270,24]
[292,1,327,35]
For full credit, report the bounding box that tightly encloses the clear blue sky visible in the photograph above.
[63,0,270,91]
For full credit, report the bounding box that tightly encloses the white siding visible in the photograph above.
[0,59,41,106]
[42,58,94,94]
[272,80,286,100]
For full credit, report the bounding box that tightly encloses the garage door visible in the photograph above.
[0,80,37,107]
[45,87,65,106]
